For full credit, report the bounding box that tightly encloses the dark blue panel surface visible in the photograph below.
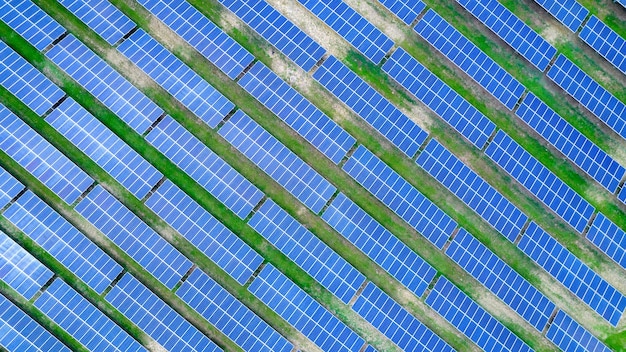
[580,16,626,74]
[532,0,589,32]
[586,214,626,270]
[546,310,611,352]
[0,166,24,209]
[375,0,426,25]
[0,0,65,51]
[57,0,135,45]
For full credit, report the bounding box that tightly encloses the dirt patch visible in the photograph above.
[144,340,167,352]
[343,0,408,42]
[104,49,157,90]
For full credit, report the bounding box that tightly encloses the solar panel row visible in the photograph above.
[57,0,135,45]
[531,0,589,32]
[0,0,65,51]
[374,0,426,25]
[546,310,611,352]
[415,10,526,110]
[587,214,626,271]
[620,187,626,205]
[0,166,24,209]
[579,16,626,74]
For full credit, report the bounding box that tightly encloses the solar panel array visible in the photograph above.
[579,16,626,74]
[248,199,365,303]
[322,193,437,297]
[296,0,393,64]
[249,264,366,352]
[382,48,496,149]
[532,0,589,32]
[313,56,428,157]
[343,146,457,249]
[485,131,595,233]
[587,213,626,270]
[146,116,263,219]
[375,0,426,25]
[425,277,533,352]
[4,191,122,294]
[176,268,293,352]
[145,180,263,285]
[46,35,163,134]
[352,282,454,352]
[415,10,526,110]
[35,279,146,352]
[238,62,356,164]
[0,166,23,208]
[0,41,65,116]
[136,0,254,79]
[219,110,336,213]
[0,106,94,204]
[546,310,612,352]
[0,0,65,51]
[217,0,326,71]
[547,55,626,140]
[520,222,626,326]
[56,0,135,45]
[456,0,558,71]
[416,139,527,241]
[46,99,163,199]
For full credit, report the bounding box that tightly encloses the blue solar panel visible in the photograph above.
[239,62,356,164]
[219,110,336,213]
[249,264,365,352]
[76,186,192,289]
[145,180,263,285]
[343,146,457,249]
[118,29,234,128]
[0,166,23,209]
[57,0,135,45]
[620,187,626,205]
[176,268,293,352]
[546,310,611,352]
[0,106,94,204]
[519,222,626,326]
[0,0,65,51]
[383,48,496,149]
[0,41,65,116]
[353,282,454,352]
[580,16,626,74]
[296,0,393,64]
[146,116,263,219]
[249,199,365,303]
[136,0,254,79]
[417,139,527,241]
[322,193,436,297]
[447,229,556,331]
[46,35,163,134]
[532,0,589,32]
[313,56,429,157]
[375,0,426,25]
[35,279,146,352]
[46,99,163,199]
[485,131,594,233]
[415,10,526,110]
[425,277,533,352]
[4,191,122,294]
[456,0,558,71]
[217,0,326,71]
[0,294,71,352]
[586,213,626,270]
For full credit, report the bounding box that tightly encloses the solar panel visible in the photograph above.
[218,110,336,213]
[447,229,556,331]
[0,0,65,51]
[620,187,626,204]
[76,186,192,289]
[343,146,457,249]
[352,282,454,352]
[176,268,294,352]
[546,310,611,352]
[136,0,254,79]
[4,191,122,294]
[425,277,533,352]
[532,0,589,32]
[46,98,163,199]
[519,222,626,326]
[0,166,24,209]
[248,199,365,304]
[485,131,595,233]
[364,346,378,352]
[547,55,626,141]
[0,106,94,204]
[313,56,429,157]
[35,279,146,352]
[106,273,221,352]
[46,35,163,134]
[0,41,65,116]
[382,48,496,149]
[56,0,136,45]
[580,16,626,74]
[249,264,366,352]
[586,213,626,270]
[117,29,234,128]
[239,62,356,164]
[456,0,558,71]
[0,294,71,352]
[145,180,263,285]
[322,193,437,297]
[415,10,526,110]
[374,0,426,25]
[416,139,527,241]
[217,0,326,71]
